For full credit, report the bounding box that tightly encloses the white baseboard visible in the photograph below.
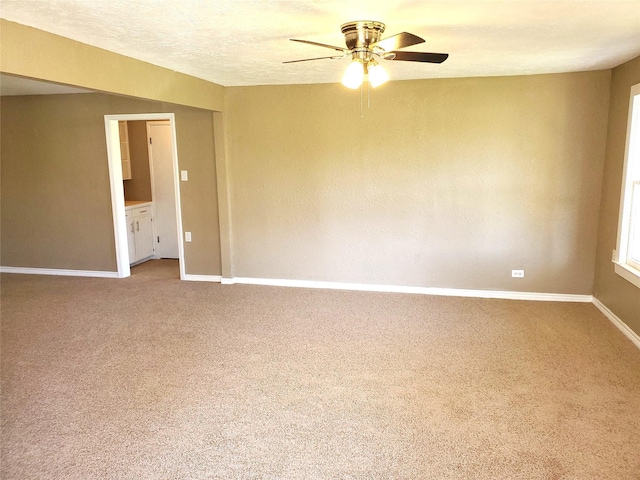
[182,274,222,282]
[0,266,119,278]
[222,276,593,303]
[592,298,640,349]
[5,265,634,348]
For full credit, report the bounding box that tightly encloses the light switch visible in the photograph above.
[185,231,192,242]
[181,170,188,181]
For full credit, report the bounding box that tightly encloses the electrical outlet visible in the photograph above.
[181,170,188,181]
[512,270,525,278]
[185,231,192,242]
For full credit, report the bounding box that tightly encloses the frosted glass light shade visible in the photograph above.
[342,61,364,89]
[368,63,389,88]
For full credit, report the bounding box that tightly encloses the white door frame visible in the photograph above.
[104,113,185,279]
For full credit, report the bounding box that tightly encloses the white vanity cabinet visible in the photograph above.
[125,203,154,265]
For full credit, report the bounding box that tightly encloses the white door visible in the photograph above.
[147,121,179,259]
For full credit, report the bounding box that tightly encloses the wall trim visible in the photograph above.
[183,274,222,282]
[221,276,593,302]
[0,268,595,304]
[592,297,640,349]
[0,266,119,278]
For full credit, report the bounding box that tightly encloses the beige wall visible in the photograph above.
[594,56,640,335]
[2,19,636,333]
[173,106,222,275]
[1,94,117,270]
[0,20,224,111]
[0,93,221,275]
[124,121,153,202]
[226,71,611,293]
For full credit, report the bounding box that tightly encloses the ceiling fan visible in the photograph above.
[284,21,449,89]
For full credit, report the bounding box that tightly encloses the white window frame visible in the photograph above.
[613,82,640,288]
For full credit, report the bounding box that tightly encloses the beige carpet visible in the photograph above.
[1,260,639,479]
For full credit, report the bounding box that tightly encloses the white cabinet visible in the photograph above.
[125,204,154,264]
[119,121,132,180]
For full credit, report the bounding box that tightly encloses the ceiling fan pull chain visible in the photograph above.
[360,83,364,119]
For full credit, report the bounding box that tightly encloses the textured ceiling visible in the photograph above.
[1,0,640,87]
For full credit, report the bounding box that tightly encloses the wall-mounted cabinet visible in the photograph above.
[118,121,132,180]
[125,203,154,264]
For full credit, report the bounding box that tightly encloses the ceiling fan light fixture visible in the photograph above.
[367,62,388,88]
[286,20,448,93]
[342,60,365,89]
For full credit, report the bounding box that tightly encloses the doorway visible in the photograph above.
[104,113,185,279]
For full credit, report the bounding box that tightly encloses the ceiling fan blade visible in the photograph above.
[372,32,424,52]
[290,38,348,53]
[388,51,449,63]
[283,55,345,64]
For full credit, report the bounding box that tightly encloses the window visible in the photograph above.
[614,82,640,288]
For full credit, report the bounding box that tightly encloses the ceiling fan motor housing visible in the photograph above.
[340,21,385,52]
